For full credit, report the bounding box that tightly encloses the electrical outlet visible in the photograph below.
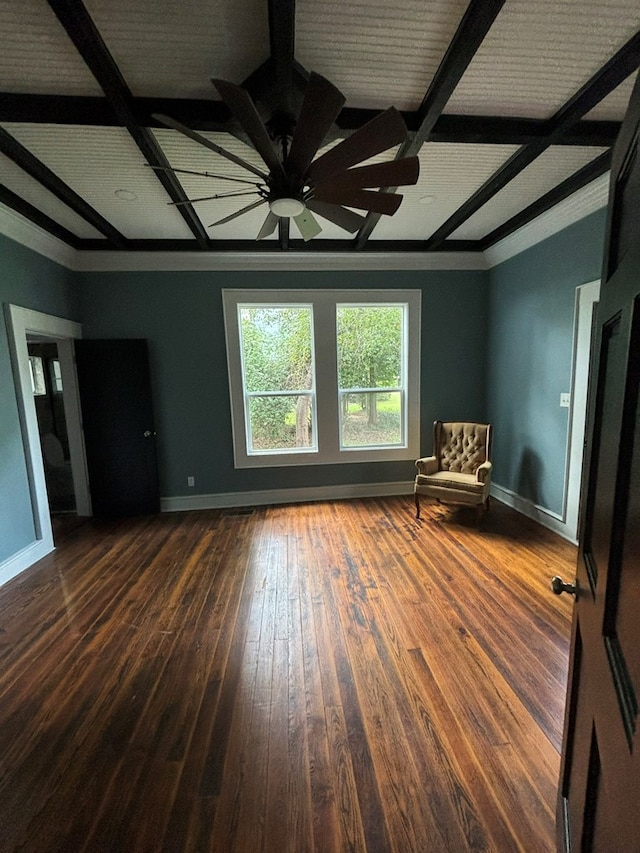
[187,476,195,487]
[560,392,570,408]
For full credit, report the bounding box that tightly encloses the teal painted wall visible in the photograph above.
[76,269,488,498]
[487,208,607,514]
[0,234,78,563]
[1,205,606,576]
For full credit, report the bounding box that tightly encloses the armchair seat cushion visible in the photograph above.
[415,470,484,494]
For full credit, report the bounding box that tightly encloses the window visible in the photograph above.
[223,289,420,467]
[239,304,317,454]
[28,355,46,396]
[50,358,63,393]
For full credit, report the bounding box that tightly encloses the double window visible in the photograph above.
[222,289,420,467]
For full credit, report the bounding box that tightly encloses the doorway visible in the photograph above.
[5,304,91,576]
[27,338,76,514]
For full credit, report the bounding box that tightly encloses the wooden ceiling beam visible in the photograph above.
[424,30,640,250]
[354,0,507,249]
[425,115,620,147]
[0,93,621,149]
[278,217,290,250]
[47,0,210,250]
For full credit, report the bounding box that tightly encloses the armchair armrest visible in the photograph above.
[476,460,492,483]
[416,456,438,475]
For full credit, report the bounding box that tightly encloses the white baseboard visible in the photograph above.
[490,482,577,544]
[161,480,414,512]
[0,481,574,590]
[0,539,55,588]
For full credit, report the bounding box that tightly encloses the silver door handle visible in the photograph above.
[143,430,156,438]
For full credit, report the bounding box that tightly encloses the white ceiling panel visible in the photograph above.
[83,0,269,99]
[450,146,609,240]
[2,124,194,240]
[0,0,102,95]
[446,0,640,120]
[371,143,520,241]
[296,0,469,110]
[0,152,105,239]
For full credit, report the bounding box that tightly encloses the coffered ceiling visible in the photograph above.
[1,0,639,256]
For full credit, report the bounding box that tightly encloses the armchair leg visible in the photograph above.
[476,498,490,528]
[415,493,421,519]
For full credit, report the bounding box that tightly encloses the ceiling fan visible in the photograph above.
[151,72,420,241]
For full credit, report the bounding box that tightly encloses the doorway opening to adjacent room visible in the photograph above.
[5,305,90,570]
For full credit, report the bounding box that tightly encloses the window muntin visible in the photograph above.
[223,289,420,468]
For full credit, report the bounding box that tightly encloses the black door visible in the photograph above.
[556,71,640,849]
[75,339,160,517]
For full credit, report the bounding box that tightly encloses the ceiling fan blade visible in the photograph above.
[285,73,346,179]
[212,79,285,179]
[256,211,279,240]
[209,198,267,227]
[294,210,323,242]
[311,187,403,215]
[313,156,419,195]
[306,107,408,184]
[305,199,366,233]
[146,164,259,186]
[153,114,268,180]
[169,189,261,206]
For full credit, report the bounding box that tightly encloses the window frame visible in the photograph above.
[222,289,421,468]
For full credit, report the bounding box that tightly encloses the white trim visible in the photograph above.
[484,174,610,268]
[490,482,577,544]
[0,203,77,269]
[0,539,54,587]
[71,250,488,272]
[160,480,414,512]
[4,305,90,586]
[563,280,600,540]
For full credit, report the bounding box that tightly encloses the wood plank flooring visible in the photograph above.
[0,496,575,852]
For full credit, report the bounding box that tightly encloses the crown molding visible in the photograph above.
[0,203,77,268]
[71,250,488,272]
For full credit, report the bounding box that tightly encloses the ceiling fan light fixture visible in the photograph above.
[269,196,305,217]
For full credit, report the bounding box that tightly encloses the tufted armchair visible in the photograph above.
[414,421,492,520]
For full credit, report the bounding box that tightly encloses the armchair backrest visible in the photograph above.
[434,421,491,474]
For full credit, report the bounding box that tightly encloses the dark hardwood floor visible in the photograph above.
[0,497,575,852]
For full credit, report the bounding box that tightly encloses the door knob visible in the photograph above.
[143,430,156,438]
[551,576,576,596]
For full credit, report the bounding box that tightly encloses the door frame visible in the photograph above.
[5,304,91,570]
[563,279,600,541]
